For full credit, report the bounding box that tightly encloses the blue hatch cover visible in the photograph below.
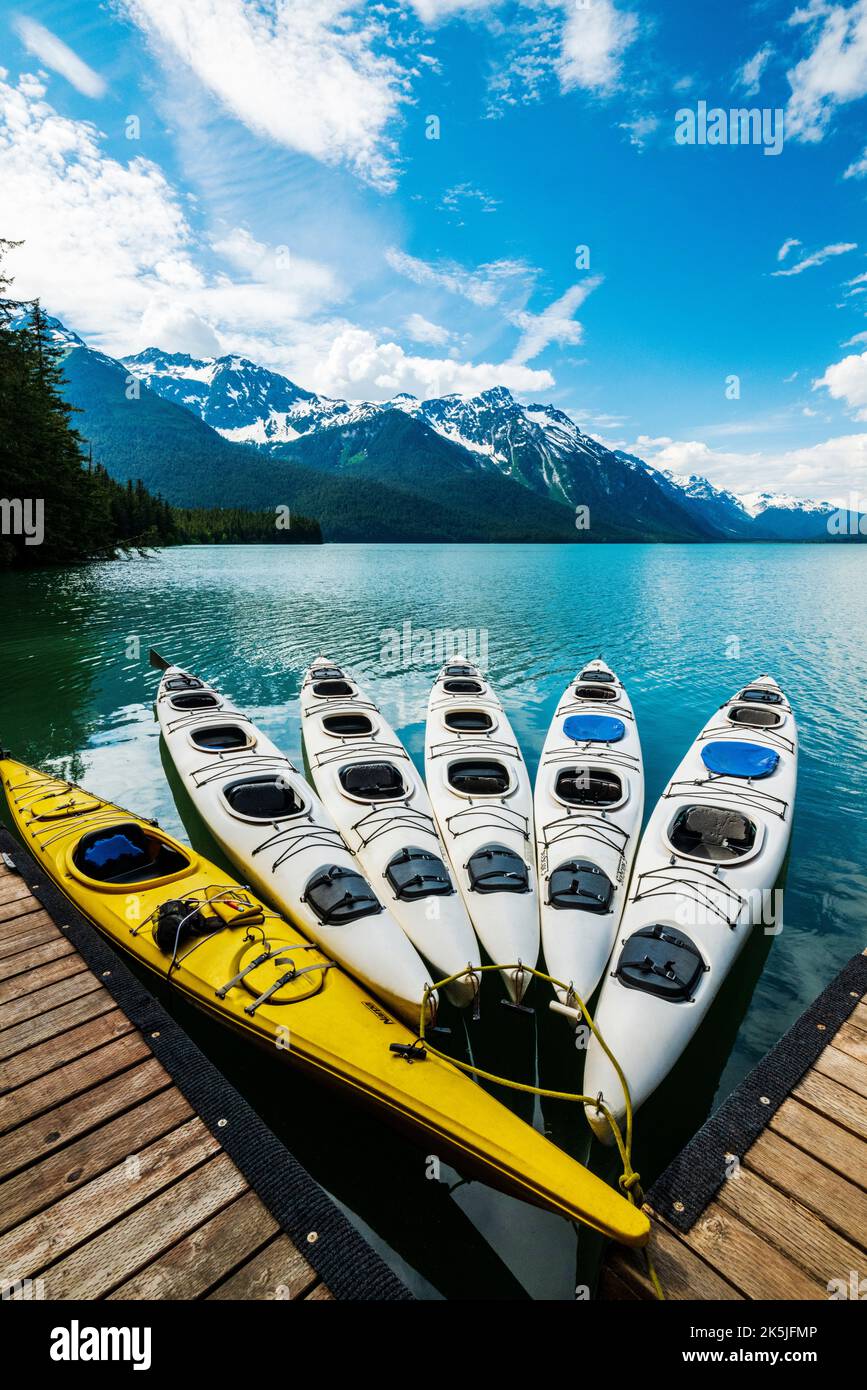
[701,740,779,779]
[562,714,626,743]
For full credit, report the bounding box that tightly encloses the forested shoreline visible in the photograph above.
[0,240,321,570]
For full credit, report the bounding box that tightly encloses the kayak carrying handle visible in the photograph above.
[415,961,664,1300]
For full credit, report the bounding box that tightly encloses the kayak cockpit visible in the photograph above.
[727,704,784,729]
[72,823,191,886]
[222,774,307,822]
[668,805,759,863]
[189,723,256,752]
[555,767,624,808]
[321,712,375,737]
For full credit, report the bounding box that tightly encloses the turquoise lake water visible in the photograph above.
[2,542,865,1298]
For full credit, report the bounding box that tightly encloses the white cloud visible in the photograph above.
[119,0,408,189]
[842,330,867,346]
[771,241,857,275]
[12,16,107,98]
[440,182,499,215]
[844,144,867,176]
[509,276,603,364]
[618,113,658,149]
[815,349,867,418]
[633,430,867,500]
[786,0,867,142]
[138,303,222,356]
[386,247,535,308]
[777,237,802,262]
[557,0,638,93]
[306,326,553,399]
[737,43,774,97]
[403,312,452,345]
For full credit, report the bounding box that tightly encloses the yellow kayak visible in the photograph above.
[1,758,649,1247]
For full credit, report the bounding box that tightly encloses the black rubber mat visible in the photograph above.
[647,949,867,1231]
[0,825,412,1300]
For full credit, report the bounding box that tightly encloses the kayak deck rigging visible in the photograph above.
[664,773,790,819]
[630,862,746,927]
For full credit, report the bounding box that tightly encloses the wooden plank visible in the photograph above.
[0,988,114,1061]
[0,919,64,960]
[0,899,51,928]
[597,1263,643,1300]
[0,1116,221,1283]
[0,1088,194,1236]
[812,1045,867,1101]
[0,879,34,908]
[658,1203,826,1299]
[0,1060,170,1180]
[0,970,101,1032]
[770,1097,867,1191]
[745,1127,867,1246]
[0,1032,151,1133]
[614,1221,743,1301]
[108,1191,278,1301]
[0,937,75,982]
[40,1151,248,1299]
[829,1022,867,1067]
[0,1009,133,1094]
[305,1283,334,1300]
[0,953,86,1004]
[850,1000,867,1032]
[208,1233,317,1301]
[717,1163,866,1285]
[794,1068,867,1142]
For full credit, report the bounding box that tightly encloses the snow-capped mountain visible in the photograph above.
[116,343,844,542]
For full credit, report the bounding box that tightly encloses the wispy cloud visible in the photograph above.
[618,113,659,150]
[119,0,409,189]
[509,277,603,364]
[737,43,773,98]
[440,183,499,217]
[777,237,802,262]
[385,247,535,308]
[12,16,107,98]
[771,241,857,276]
[844,145,867,178]
[403,312,451,346]
[786,0,867,142]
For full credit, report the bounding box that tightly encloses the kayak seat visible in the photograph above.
[339,762,405,801]
[224,775,305,820]
[728,706,782,729]
[313,679,354,697]
[443,679,483,694]
[386,846,454,901]
[616,924,705,1001]
[444,709,494,733]
[700,741,779,779]
[555,768,622,807]
[322,713,374,736]
[312,667,345,682]
[467,845,530,894]
[548,858,613,913]
[448,759,510,796]
[670,805,756,862]
[74,824,189,884]
[562,714,626,743]
[573,684,617,702]
[169,692,220,711]
[190,724,252,752]
[304,864,382,923]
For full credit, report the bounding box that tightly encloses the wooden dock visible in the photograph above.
[0,840,409,1302]
[602,950,867,1301]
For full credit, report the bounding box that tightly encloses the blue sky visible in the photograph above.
[2,0,867,500]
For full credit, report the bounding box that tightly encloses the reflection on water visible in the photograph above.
[1,542,865,1298]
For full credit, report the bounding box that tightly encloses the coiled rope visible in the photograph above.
[418,962,664,1300]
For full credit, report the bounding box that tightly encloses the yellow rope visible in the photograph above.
[419,963,664,1301]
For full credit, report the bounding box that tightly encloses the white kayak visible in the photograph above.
[534,660,644,1009]
[152,655,436,1026]
[299,657,481,1008]
[584,674,798,1140]
[424,658,540,1003]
